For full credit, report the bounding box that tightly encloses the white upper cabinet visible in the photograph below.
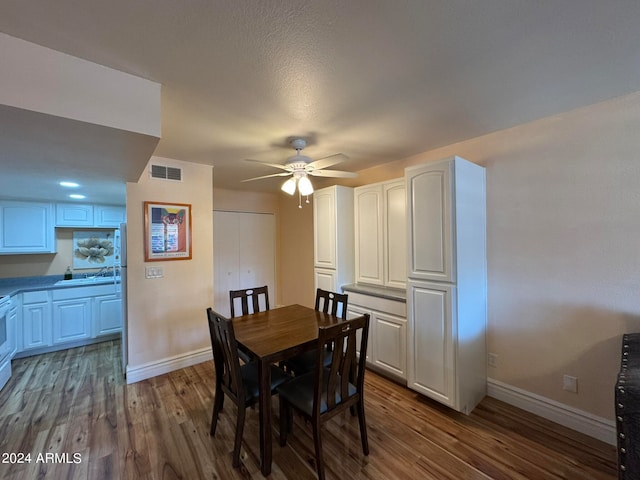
[0,201,55,254]
[94,205,126,227]
[55,203,94,227]
[354,179,406,288]
[354,184,384,285]
[55,203,126,228]
[383,180,407,288]
[313,185,354,292]
[406,161,454,282]
[313,187,338,269]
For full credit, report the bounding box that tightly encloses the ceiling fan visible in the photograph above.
[242,138,357,207]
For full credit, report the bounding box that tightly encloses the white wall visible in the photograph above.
[349,91,640,425]
[125,156,213,381]
[0,32,160,136]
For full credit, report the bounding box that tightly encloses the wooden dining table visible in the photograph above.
[233,303,344,476]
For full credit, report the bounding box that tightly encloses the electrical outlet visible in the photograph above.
[563,374,578,393]
[488,353,498,368]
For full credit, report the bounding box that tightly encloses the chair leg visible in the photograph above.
[349,367,356,416]
[357,399,369,456]
[312,419,325,480]
[232,405,246,468]
[286,402,294,434]
[210,388,224,436]
[279,399,288,446]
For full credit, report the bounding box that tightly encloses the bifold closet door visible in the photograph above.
[213,211,276,317]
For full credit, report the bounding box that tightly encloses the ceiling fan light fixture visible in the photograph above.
[281,177,297,195]
[243,136,354,207]
[298,175,314,196]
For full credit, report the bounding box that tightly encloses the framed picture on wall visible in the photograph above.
[73,230,116,269]
[144,201,192,261]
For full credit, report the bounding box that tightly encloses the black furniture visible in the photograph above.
[616,333,640,479]
[277,313,370,480]
[229,285,270,317]
[229,286,270,362]
[283,288,348,376]
[206,308,289,468]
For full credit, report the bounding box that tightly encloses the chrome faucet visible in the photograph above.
[95,266,114,277]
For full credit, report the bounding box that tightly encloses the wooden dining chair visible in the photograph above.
[229,285,270,317]
[229,285,270,362]
[277,313,370,480]
[283,288,348,376]
[206,307,290,468]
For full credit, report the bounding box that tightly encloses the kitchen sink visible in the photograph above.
[54,276,121,286]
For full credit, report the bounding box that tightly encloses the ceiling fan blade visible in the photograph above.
[308,169,358,178]
[244,159,292,171]
[306,153,347,171]
[241,172,292,182]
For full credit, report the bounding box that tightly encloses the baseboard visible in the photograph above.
[487,378,616,446]
[13,334,121,360]
[126,347,211,384]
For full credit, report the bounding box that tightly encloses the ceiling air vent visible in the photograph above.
[150,164,182,181]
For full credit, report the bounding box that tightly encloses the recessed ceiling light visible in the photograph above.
[60,181,80,188]
[69,194,86,199]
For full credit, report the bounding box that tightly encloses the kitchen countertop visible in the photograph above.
[342,283,406,302]
[0,275,118,297]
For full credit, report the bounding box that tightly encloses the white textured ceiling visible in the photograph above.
[1,1,640,203]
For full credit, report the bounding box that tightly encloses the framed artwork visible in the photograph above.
[144,201,192,261]
[73,230,116,269]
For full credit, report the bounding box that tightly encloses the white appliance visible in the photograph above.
[0,295,14,391]
[405,157,487,414]
[114,224,128,375]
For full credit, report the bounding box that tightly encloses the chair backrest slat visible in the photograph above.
[314,288,348,319]
[207,308,245,403]
[229,286,270,317]
[314,314,369,415]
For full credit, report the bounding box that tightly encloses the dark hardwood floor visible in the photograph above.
[0,340,617,479]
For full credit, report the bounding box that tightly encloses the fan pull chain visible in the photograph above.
[298,190,302,208]
[306,195,310,204]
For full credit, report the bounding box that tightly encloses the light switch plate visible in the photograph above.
[145,266,164,278]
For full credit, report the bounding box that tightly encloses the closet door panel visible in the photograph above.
[214,211,276,317]
[213,211,240,317]
[238,213,276,305]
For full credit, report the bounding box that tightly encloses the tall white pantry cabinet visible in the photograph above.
[313,185,354,293]
[405,156,487,414]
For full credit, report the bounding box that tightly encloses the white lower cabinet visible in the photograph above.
[406,281,455,407]
[52,298,91,344]
[373,311,406,378]
[94,294,123,336]
[346,290,407,382]
[406,279,486,414]
[22,290,52,350]
[8,296,18,358]
[18,284,121,355]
